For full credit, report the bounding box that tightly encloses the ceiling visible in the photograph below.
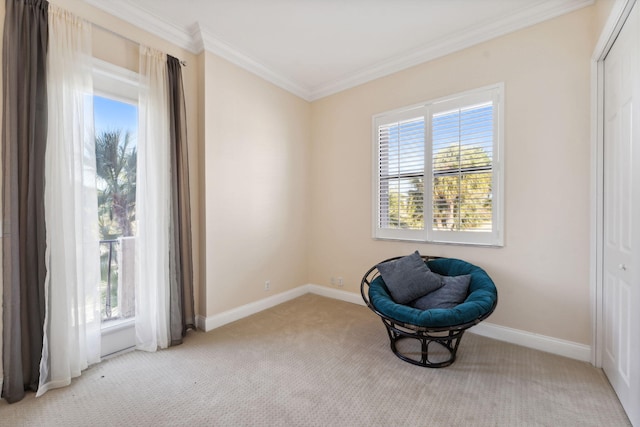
[85,0,594,100]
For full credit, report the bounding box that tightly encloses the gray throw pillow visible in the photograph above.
[376,251,443,304]
[411,273,471,310]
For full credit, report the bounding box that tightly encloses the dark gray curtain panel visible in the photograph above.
[167,55,195,345]
[2,0,49,403]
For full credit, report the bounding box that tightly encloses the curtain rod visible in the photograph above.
[92,22,188,67]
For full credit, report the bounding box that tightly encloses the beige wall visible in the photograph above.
[201,51,311,316]
[309,6,598,345]
[594,0,618,42]
[0,0,623,375]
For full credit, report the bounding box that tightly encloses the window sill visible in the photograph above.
[372,236,503,248]
[101,317,135,336]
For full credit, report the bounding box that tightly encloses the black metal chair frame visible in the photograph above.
[360,255,497,368]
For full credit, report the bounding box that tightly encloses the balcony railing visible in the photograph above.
[99,237,135,322]
[100,239,117,319]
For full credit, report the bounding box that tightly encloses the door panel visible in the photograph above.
[602,2,640,425]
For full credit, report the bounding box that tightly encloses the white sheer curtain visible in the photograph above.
[38,5,101,396]
[135,46,172,351]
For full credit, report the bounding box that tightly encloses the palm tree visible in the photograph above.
[432,144,492,231]
[95,129,137,239]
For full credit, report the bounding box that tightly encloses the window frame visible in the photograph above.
[92,58,139,356]
[372,83,504,247]
[93,58,138,105]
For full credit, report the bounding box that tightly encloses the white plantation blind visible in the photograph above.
[378,116,425,231]
[373,84,503,246]
[432,102,494,233]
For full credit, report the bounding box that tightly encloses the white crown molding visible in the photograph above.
[308,0,595,100]
[85,0,593,101]
[83,0,311,99]
[84,0,201,53]
[197,25,312,100]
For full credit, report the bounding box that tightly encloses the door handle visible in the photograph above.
[618,264,627,271]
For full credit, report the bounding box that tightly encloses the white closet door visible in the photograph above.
[602,2,640,425]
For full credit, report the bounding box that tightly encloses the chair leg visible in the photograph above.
[382,320,466,368]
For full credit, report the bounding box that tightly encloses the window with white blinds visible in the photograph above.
[373,84,503,246]
[378,116,425,231]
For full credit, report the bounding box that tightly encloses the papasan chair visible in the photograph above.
[360,251,498,368]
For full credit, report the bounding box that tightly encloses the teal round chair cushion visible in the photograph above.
[368,258,497,328]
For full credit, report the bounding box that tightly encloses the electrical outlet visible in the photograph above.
[330,277,336,286]
[337,277,344,287]
[264,280,270,291]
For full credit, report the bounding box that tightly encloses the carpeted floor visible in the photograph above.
[0,294,631,426]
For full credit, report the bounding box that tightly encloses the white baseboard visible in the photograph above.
[469,322,591,362]
[195,314,207,331]
[198,285,309,331]
[198,283,592,362]
[305,284,366,306]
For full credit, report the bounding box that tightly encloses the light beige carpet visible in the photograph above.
[0,294,630,426]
